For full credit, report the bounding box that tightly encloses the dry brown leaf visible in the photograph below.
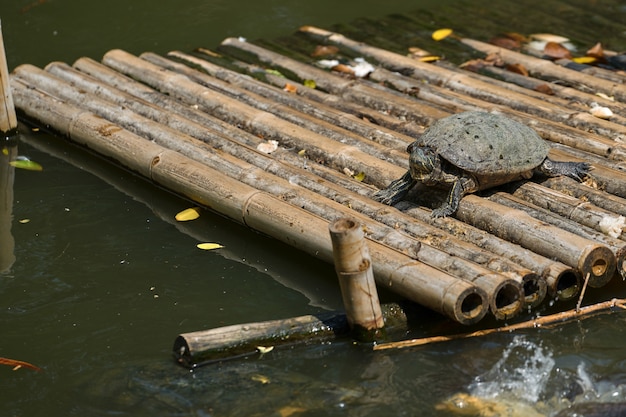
[459,59,488,72]
[311,45,339,57]
[283,83,298,93]
[534,84,555,95]
[543,41,572,59]
[586,42,604,58]
[488,36,521,50]
[505,63,529,76]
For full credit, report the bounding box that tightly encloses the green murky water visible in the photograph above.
[2,1,626,416]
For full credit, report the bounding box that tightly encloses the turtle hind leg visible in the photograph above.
[538,158,591,182]
[373,171,416,205]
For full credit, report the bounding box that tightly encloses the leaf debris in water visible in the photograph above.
[196,243,224,251]
[175,207,201,222]
[432,28,454,41]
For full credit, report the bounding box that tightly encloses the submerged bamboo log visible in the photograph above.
[456,195,616,288]
[174,301,422,367]
[329,218,384,341]
[20,62,526,319]
[0,21,16,134]
[11,77,488,324]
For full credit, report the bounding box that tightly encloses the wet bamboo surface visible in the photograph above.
[9,20,626,324]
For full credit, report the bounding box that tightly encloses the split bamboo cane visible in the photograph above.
[0,20,16,134]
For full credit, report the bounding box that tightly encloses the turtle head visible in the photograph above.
[408,142,438,182]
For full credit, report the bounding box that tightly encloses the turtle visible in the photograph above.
[373,111,591,218]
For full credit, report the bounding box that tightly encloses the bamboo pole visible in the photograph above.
[10,77,488,325]
[18,62,527,319]
[174,301,421,367]
[488,191,626,280]
[456,195,616,288]
[329,217,384,341]
[459,37,626,103]
[0,20,17,134]
[0,140,16,273]
[511,181,626,239]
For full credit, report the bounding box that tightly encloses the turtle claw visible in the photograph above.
[373,171,416,206]
[540,159,592,182]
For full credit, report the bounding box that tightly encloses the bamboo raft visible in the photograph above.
[9,25,626,326]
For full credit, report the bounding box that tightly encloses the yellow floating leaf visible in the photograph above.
[251,374,270,384]
[279,406,307,417]
[18,219,30,224]
[175,207,201,222]
[257,346,274,354]
[2,148,7,155]
[572,56,597,64]
[197,243,224,251]
[353,172,366,182]
[432,28,453,41]
[303,79,316,89]
[9,159,43,171]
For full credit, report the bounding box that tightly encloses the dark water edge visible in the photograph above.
[1,1,626,416]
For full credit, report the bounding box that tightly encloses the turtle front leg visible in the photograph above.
[431,178,465,218]
[373,171,416,205]
[538,158,591,182]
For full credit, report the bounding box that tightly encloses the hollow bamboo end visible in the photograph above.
[520,273,547,309]
[172,335,194,369]
[545,266,581,301]
[579,245,616,288]
[490,279,524,321]
[443,284,488,325]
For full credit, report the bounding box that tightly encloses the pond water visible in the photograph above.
[2,0,626,416]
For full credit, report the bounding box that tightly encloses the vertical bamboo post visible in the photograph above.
[329,217,385,342]
[0,20,17,135]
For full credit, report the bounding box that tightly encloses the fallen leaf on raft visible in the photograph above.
[408,46,432,57]
[9,158,43,171]
[488,36,521,50]
[417,55,441,63]
[265,69,284,77]
[196,243,224,251]
[534,84,555,95]
[353,172,366,182]
[257,140,279,154]
[543,41,572,59]
[0,357,42,372]
[175,207,201,222]
[586,42,604,58]
[589,102,613,119]
[303,79,316,89]
[311,45,339,57]
[432,28,453,41]
[530,33,570,44]
[297,149,307,156]
[505,63,529,76]
[283,83,298,93]
[595,92,614,101]
[572,56,597,64]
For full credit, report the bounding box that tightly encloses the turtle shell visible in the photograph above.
[419,111,549,175]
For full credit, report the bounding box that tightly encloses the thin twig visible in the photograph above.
[373,298,626,351]
[576,272,591,313]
